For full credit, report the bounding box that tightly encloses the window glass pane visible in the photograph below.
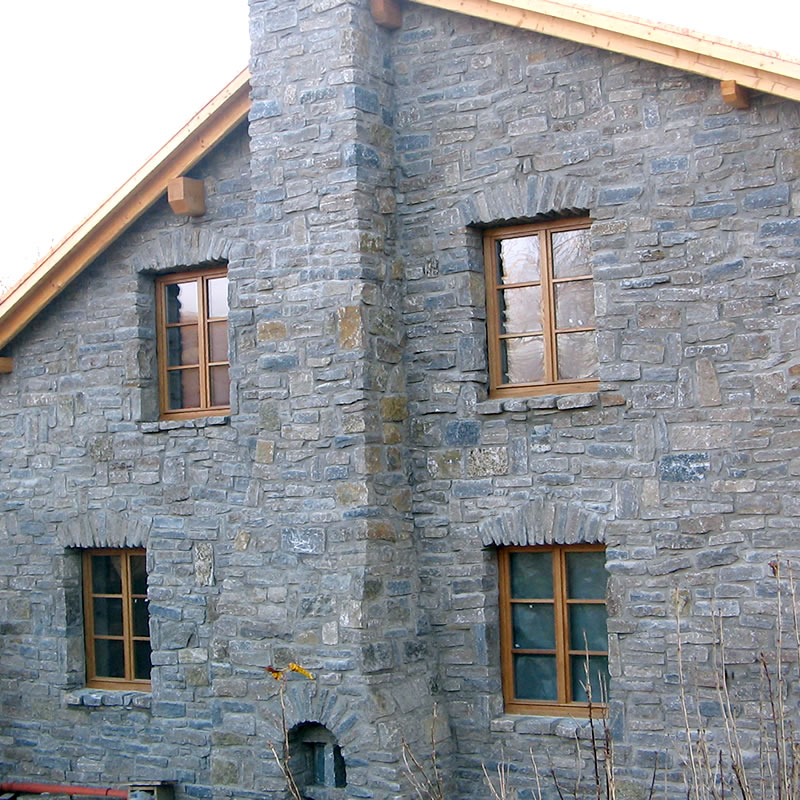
[498,235,540,284]
[93,598,123,636]
[168,368,201,410]
[571,655,609,703]
[132,597,150,638]
[130,555,147,596]
[552,228,591,279]
[209,365,230,407]
[134,640,152,681]
[566,550,607,599]
[512,603,555,650]
[510,551,553,598]
[554,280,595,330]
[207,276,229,319]
[514,654,557,701]
[556,331,597,381]
[94,638,125,678]
[569,604,608,652]
[165,281,198,324]
[499,286,542,335]
[93,600,124,640]
[91,555,121,594]
[167,326,199,367]
[502,336,544,384]
[208,320,228,363]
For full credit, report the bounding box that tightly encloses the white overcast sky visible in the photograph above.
[1,0,798,291]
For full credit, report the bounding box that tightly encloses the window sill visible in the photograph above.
[475,392,604,415]
[140,415,230,434]
[64,688,152,709]
[490,713,605,739]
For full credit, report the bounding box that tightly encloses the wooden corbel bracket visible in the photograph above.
[0,357,13,374]
[370,0,403,29]
[167,177,206,216]
[720,80,750,109]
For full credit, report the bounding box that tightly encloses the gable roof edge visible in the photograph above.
[0,68,251,352]
[412,0,800,103]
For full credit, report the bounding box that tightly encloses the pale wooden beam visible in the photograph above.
[0,357,13,374]
[370,0,403,28]
[0,68,250,351]
[410,0,800,104]
[168,177,206,216]
[720,79,750,109]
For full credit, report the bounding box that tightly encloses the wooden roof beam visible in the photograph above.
[371,0,403,28]
[410,0,800,104]
[721,79,750,109]
[0,68,251,352]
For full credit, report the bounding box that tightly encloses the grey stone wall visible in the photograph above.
[392,5,800,797]
[0,1,799,799]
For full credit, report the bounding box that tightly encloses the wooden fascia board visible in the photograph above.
[0,68,251,351]
[411,0,800,103]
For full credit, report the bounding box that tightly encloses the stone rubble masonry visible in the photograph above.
[0,0,798,798]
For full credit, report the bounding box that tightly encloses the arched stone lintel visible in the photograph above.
[479,496,605,547]
[56,510,152,549]
[130,229,248,274]
[457,175,596,228]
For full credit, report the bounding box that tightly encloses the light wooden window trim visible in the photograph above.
[155,266,230,420]
[484,218,598,399]
[498,544,608,717]
[83,548,150,691]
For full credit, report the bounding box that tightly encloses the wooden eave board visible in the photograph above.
[412,0,800,103]
[0,68,251,352]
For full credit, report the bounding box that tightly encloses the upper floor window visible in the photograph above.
[83,548,150,690]
[483,219,597,398]
[498,544,608,716]
[156,266,229,419]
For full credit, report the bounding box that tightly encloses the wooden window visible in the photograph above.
[484,218,597,398]
[83,549,150,690]
[156,266,230,419]
[498,544,608,716]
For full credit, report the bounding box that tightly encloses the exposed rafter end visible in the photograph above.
[168,177,206,216]
[370,0,403,29]
[720,79,750,109]
[0,357,13,374]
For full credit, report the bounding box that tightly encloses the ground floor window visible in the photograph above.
[498,544,608,715]
[83,548,150,689]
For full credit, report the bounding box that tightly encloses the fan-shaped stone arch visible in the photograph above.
[478,495,605,548]
[457,175,596,228]
[130,228,247,274]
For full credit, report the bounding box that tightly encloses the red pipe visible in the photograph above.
[0,783,127,798]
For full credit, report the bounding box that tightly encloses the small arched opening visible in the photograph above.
[287,722,346,799]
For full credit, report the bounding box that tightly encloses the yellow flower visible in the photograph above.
[288,663,314,680]
[266,665,284,680]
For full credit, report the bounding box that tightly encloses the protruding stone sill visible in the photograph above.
[140,415,230,433]
[475,392,617,415]
[491,714,605,739]
[64,689,152,708]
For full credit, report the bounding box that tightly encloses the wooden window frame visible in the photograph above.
[155,266,230,420]
[83,548,150,691]
[484,218,598,398]
[498,544,607,717]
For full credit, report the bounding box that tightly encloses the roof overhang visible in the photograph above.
[3,3,800,356]
[0,68,251,352]
[411,0,800,103]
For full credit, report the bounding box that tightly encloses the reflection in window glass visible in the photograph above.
[158,268,230,416]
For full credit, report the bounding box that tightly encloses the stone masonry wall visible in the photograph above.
[1,2,799,799]
[391,5,800,798]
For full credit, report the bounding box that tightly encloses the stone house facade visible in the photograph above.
[1,1,799,798]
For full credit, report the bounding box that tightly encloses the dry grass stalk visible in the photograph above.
[402,702,446,800]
